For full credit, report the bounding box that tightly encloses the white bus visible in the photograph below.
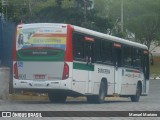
[13,23,150,103]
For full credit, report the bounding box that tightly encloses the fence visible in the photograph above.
[0,18,16,67]
[0,16,16,93]
[0,67,10,99]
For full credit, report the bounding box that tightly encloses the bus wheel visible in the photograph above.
[48,93,67,103]
[87,81,107,104]
[131,83,141,102]
[99,81,107,103]
[95,81,107,103]
[87,96,95,103]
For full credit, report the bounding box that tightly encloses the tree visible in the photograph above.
[0,0,9,21]
[6,0,113,34]
[102,0,160,49]
[124,0,160,50]
[7,0,56,23]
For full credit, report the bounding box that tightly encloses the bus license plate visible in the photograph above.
[34,74,45,79]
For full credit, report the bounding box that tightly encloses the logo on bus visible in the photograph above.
[17,61,23,67]
[98,68,110,74]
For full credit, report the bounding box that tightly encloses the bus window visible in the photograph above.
[101,40,113,64]
[133,48,142,68]
[94,39,102,63]
[84,41,94,63]
[123,46,133,67]
[142,51,150,80]
[73,33,85,61]
[114,45,122,67]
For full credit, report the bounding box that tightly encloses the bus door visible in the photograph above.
[142,50,150,95]
[72,33,94,94]
[114,43,123,95]
[84,37,94,94]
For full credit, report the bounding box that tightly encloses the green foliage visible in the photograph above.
[98,0,160,49]
[7,0,56,23]
[150,56,160,75]
[124,0,160,49]
[6,0,113,34]
[0,0,2,12]
[5,0,160,48]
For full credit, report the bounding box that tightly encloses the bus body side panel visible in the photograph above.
[114,67,123,95]
[72,63,89,95]
[141,53,150,96]
[72,63,115,95]
[93,64,115,95]
[120,68,136,95]
[120,68,144,95]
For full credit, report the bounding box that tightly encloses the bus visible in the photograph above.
[13,23,150,103]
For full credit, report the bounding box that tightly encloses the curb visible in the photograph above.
[150,79,160,80]
[9,94,49,101]
[9,94,128,101]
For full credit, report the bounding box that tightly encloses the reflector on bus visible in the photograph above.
[144,50,148,54]
[114,43,122,48]
[84,37,95,42]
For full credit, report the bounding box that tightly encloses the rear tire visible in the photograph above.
[87,95,95,103]
[131,83,141,102]
[48,93,67,103]
[87,81,107,104]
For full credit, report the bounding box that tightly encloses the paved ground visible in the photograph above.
[0,80,160,120]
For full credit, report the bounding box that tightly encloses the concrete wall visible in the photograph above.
[0,67,10,100]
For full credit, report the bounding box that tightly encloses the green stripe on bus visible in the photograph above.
[17,50,65,61]
[73,62,94,71]
[126,69,140,73]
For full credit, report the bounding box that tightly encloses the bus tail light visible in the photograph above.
[62,63,69,80]
[14,62,18,79]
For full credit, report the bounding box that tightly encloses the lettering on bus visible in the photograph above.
[98,68,110,74]
[32,52,47,55]
[125,73,141,78]
[32,39,62,44]
[18,61,23,67]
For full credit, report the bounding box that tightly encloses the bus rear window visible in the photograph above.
[16,27,67,61]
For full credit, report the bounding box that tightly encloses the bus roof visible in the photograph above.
[17,23,148,50]
[17,23,67,29]
[73,25,148,50]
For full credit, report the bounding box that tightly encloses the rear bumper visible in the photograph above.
[13,78,72,90]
